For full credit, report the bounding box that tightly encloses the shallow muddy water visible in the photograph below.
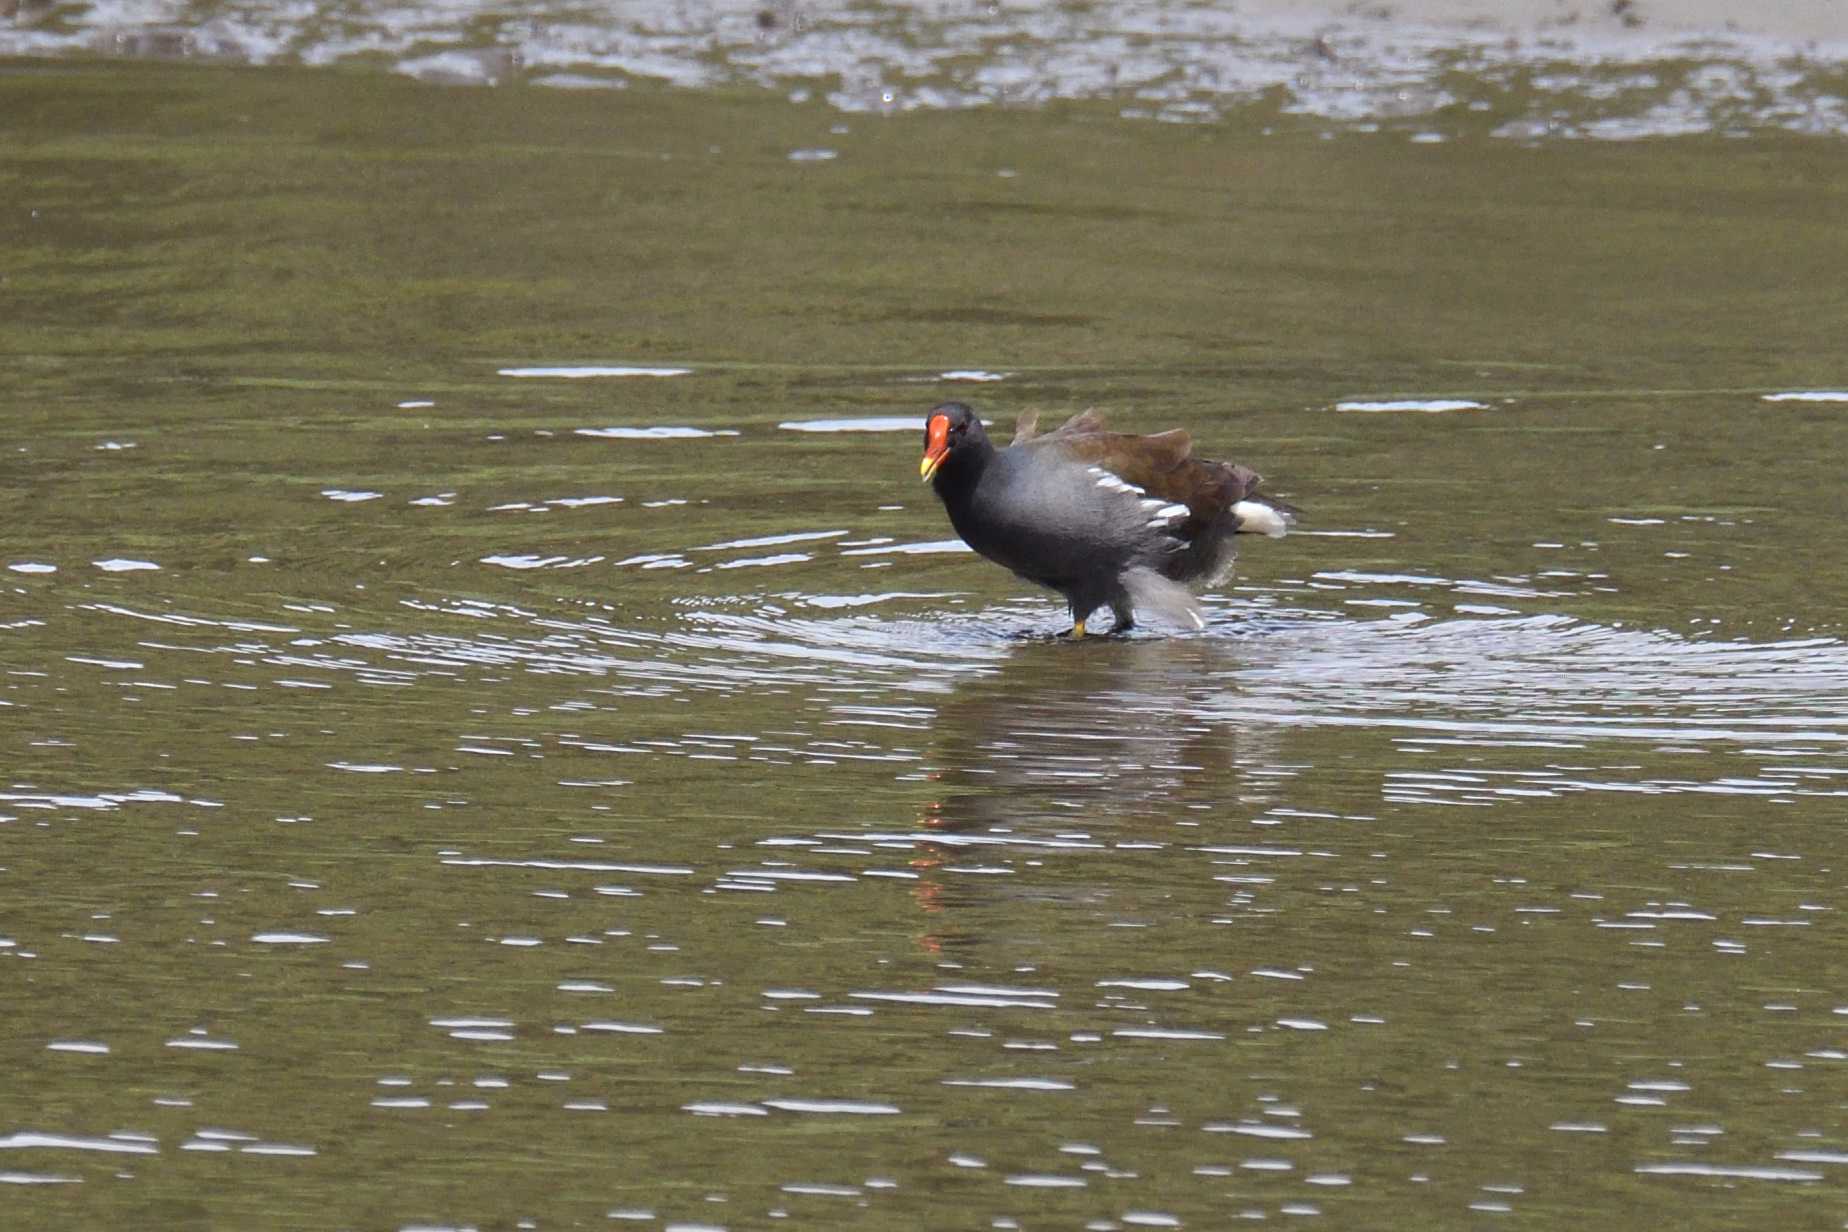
[3,49,1846,1232]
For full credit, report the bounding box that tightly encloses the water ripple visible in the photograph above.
[11,1,1844,138]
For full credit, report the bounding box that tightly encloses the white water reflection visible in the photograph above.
[38,591,1848,814]
[10,1,1845,138]
[778,417,924,433]
[574,425,737,439]
[1213,615,1848,754]
[11,586,1842,1226]
[75,586,1848,766]
[1335,398,1488,413]
[498,365,691,378]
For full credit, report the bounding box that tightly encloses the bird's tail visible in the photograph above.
[1123,565,1206,630]
[1232,496,1296,538]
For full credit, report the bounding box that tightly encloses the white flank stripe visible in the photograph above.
[1089,467,1143,495]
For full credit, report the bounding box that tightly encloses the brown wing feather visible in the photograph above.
[1031,421,1263,522]
[1009,408,1291,591]
[1011,410,1041,444]
[1043,408,1110,438]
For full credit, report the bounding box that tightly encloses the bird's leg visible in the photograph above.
[1065,618,1087,640]
[1110,598,1136,634]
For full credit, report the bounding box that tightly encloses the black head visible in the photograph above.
[919,402,987,482]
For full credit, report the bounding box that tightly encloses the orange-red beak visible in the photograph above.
[919,413,950,481]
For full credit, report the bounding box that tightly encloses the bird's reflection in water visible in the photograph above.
[904,633,1291,952]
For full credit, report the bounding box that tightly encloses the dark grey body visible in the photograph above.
[933,439,1208,629]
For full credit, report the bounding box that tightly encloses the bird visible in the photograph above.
[918,402,1295,637]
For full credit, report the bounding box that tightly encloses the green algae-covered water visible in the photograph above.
[3,48,1845,1231]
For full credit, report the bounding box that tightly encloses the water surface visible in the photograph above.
[3,52,1846,1231]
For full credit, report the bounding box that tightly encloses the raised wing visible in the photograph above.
[1030,413,1263,524]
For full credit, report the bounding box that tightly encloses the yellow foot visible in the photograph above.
[1066,619,1087,640]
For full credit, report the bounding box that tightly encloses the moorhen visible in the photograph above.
[918,402,1294,636]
